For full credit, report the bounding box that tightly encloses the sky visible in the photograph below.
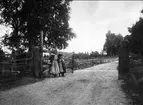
[61,0,143,53]
[0,1,143,53]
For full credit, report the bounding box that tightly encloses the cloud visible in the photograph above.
[92,1,143,23]
[69,1,99,23]
[62,1,143,53]
[123,1,143,12]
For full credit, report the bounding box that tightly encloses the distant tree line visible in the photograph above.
[73,51,100,60]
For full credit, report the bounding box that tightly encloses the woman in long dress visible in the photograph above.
[50,54,60,77]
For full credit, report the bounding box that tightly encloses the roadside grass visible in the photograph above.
[66,56,118,71]
[0,76,45,91]
[121,57,143,105]
[121,80,143,105]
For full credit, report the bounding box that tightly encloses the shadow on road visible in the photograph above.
[0,73,72,91]
[0,76,45,91]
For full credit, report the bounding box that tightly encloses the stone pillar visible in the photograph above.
[118,40,129,79]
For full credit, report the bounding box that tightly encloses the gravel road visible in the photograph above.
[0,61,132,105]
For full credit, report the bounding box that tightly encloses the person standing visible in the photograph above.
[57,54,66,77]
[49,54,60,77]
[48,54,54,76]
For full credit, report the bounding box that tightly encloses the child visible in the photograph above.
[57,54,66,77]
[49,54,60,77]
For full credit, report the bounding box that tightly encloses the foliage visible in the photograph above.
[128,13,143,55]
[90,51,100,58]
[63,51,102,70]
[103,30,123,56]
[0,48,5,62]
[72,51,100,60]
[0,0,75,52]
[74,52,89,59]
[124,35,131,42]
[66,58,78,70]
[65,56,117,70]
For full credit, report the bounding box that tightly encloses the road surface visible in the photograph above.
[0,61,132,105]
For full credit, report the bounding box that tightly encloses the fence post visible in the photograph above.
[118,40,129,79]
[71,52,75,73]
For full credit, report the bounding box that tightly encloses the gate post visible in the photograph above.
[31,46,41,78]
[118,40,129,79]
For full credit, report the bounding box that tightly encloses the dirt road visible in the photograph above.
[0,61,131,105]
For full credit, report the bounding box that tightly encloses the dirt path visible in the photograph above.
[0,61,131,105]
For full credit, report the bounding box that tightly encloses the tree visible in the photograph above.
[114,34,124,55]
[103,30,123,56]
[128,13,143,55]
[90,51,99,58]
[0,0,75,52]
[124,35,131,42]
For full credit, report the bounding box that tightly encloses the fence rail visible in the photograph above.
[0,52,33,75]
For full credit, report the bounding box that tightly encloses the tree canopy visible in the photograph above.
[128,9,143,55]
[0,0,75,52]
[103,30,123,56]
